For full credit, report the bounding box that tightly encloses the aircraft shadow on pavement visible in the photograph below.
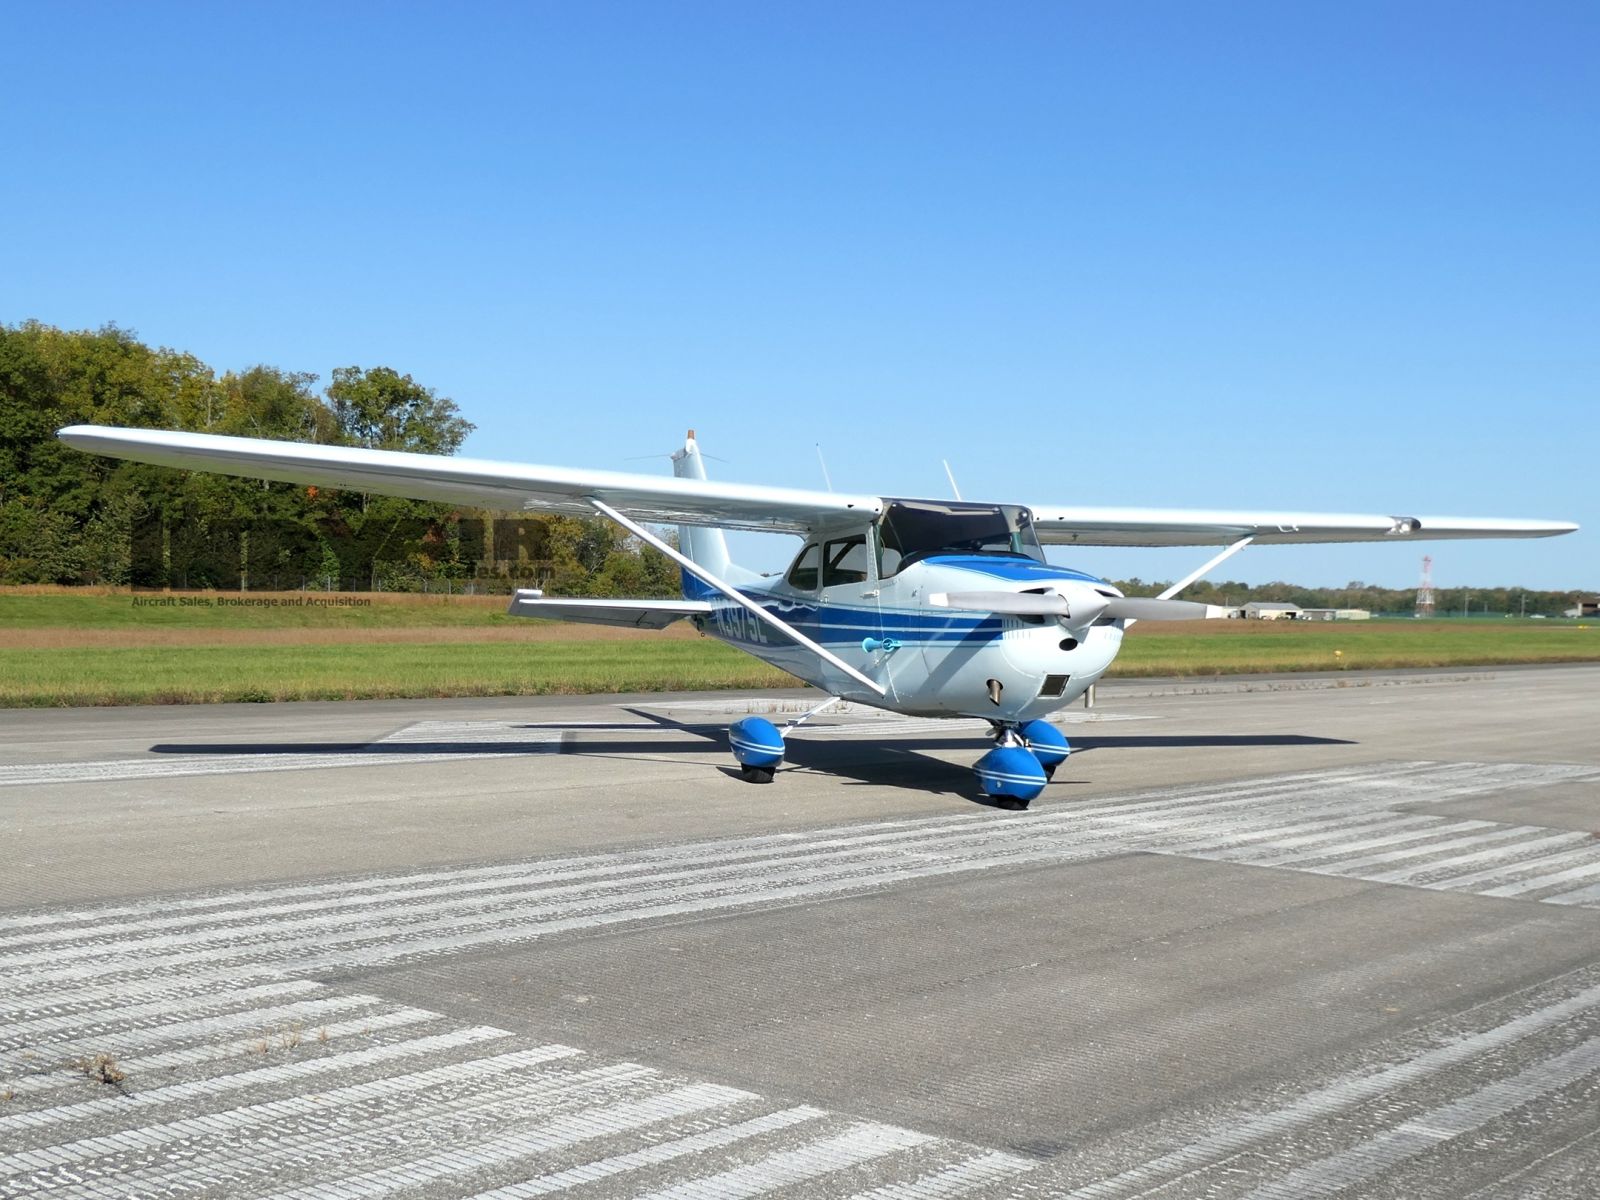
[148,711,1352,807]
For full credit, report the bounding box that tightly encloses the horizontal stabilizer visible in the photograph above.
[506,592,712,630]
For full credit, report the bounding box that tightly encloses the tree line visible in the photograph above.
[1114,577,1584,618]
[0,321,677,595]
[1,321,1585,612]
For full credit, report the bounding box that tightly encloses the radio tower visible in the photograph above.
[1415,555,1436,619]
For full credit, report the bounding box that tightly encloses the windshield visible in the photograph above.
[876,500,1044,577]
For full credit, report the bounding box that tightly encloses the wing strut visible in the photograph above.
[1156,536,1255,600]
[588,499,887,697]
[1119,536,1254,630]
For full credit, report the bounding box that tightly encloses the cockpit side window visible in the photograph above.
[786,543,821,591]
[822,535,871,587]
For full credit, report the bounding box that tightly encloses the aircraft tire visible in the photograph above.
[739,766,776,784]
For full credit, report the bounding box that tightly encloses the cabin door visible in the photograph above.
[815,529,889,698]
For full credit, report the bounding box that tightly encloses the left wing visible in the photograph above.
[1029,506,1577,547]
[55,426,880,534]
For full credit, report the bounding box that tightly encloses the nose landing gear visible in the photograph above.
[727,704,1069,808]
[974,724,1046,809]
[974,719,1070,808]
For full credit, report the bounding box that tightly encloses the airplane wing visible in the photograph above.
[1029,506,1578,547]
[55,426,880,534]
[506,593,712,629]
[56,426,1576,547]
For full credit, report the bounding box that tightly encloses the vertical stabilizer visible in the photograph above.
[669,430,754,596]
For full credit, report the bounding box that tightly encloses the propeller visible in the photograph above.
[1101,597,1223,621]
[928,588,1227,624]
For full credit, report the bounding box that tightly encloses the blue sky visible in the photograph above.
[4,2,1594,589]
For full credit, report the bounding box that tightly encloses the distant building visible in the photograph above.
[1564,598,1599,619]
[1243,601,1303,620]
[1300,608,1373,621]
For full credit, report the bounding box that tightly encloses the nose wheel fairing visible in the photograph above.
[973,744,1048,807]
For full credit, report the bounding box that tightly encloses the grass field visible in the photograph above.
[1,588,1595,706]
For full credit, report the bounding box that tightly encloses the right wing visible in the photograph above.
[1029,506,1578,547]
[506,594,712,630]
[56,426,880,534]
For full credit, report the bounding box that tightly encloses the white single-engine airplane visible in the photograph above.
[59,424,1577,807]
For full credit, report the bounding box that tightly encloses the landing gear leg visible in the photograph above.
[783,694,843,735]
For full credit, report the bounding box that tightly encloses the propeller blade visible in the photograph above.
[929,590,1230,623]
[1101,597,1229,621]
[928,590,1070,617]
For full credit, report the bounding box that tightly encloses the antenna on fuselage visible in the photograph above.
[815,444,834,492]
[942,459,962,501]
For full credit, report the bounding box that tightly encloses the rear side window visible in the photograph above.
[787,543,820,590]
[822,535,871,586]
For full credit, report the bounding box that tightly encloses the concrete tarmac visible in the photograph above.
[1,664,1598,1198]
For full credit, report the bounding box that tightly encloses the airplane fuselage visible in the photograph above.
[691,554,1125,722]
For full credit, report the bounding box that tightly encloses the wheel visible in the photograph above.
[993,795,1031,811]
[1042,762,1058,782]
[739,765,775,784]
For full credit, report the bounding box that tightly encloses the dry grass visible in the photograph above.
[72,1053,125,1085]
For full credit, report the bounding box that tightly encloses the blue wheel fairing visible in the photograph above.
[728,716,785,769]
[973,745,1047,802]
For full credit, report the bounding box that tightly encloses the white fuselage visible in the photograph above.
[690,553,1125,722]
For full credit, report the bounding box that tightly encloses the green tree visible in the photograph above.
[326,366,473,453]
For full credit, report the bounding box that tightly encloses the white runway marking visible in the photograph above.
[448,1107,829,1200]
[1235,1036,1600,1200]
[6,758,1600,1198]
[7,763,1600,1004]
[1060,972,1600,1199]
[631,1122,935,1199]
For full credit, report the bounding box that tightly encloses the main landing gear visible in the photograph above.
[973,719,1072,809]
[728,716,784,783]
[727,696,845,784]
[727,707,1071,809]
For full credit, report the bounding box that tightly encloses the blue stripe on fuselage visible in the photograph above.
[705,593,1005,648]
